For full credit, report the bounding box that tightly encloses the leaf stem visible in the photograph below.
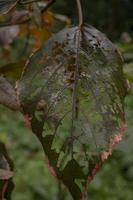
[76,0,83,26]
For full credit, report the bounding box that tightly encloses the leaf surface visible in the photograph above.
[18,24,127,199]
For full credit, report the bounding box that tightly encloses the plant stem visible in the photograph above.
[76,0,83,26]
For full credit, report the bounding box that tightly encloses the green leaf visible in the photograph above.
[18,24,127,199]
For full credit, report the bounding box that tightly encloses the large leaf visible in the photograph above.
[0,0,18,15]
[18,24,128,199]
[0,142,14,200]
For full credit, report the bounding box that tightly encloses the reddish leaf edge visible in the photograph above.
[81,122,128,200]
[17,107,127,199]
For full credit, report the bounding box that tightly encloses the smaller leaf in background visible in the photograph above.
[31,10,55,49]
[19,25,52,50]
[0,0,19,15]
[0,142,14,200]
[30,26,52,50]
[0,60,25,80]
[11,9,30,24]
[0,76,19,110]
[42,11,55,28]
[0,25,19,47]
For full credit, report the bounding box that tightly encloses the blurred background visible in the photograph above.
[0,0,133,199]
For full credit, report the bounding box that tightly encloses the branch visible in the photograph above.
[0,77,20,111]
[76,0,83,26]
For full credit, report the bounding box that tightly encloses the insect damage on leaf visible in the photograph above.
[18,24,128,199]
